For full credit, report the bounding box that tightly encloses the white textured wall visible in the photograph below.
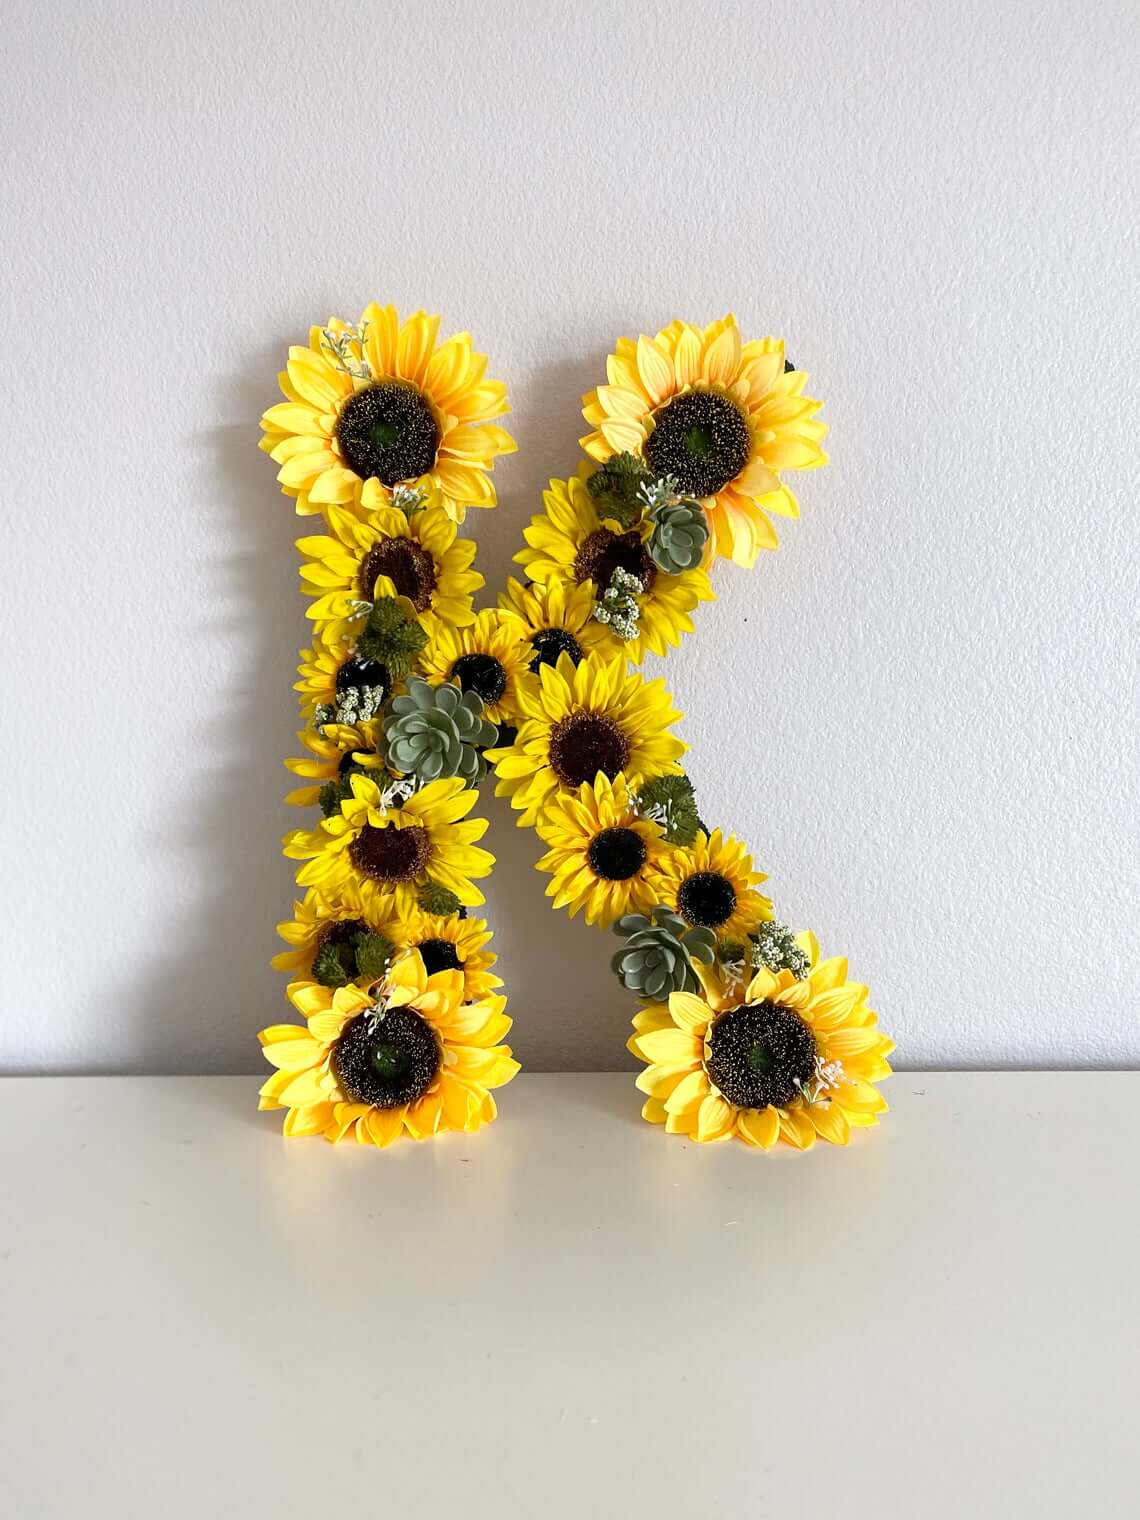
[2,0,1136,1073]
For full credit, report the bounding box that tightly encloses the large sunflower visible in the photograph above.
[417,608,532,726]
[487,653,686,828]
[260,303,515,523]
[497,575,615,671]
[648,828,773,940]
[534,773,670,926]
[284,773,494,917]
[627,933,893,1148]
[297,502,481,643]
[258,951,519,1145]
[580,316,827,568]
[514,476,713,663]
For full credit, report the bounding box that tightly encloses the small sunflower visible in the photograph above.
[648,828,773,940]
[497,575,615,672]
[488,653,686,828]
[297,502,481,643]
[284,773,494,917]
[258,952,519,1145]
[260,303,515,523]
[417,608,532,725]
[514,476,713,663]
[534,773,670,926]
[627,933,893,1148]
[283,721,381,808]
[387,906,503,1001]
[580,316,827,568]
[273,885,393,980]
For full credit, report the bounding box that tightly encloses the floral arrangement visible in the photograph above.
[257,304,893,1152]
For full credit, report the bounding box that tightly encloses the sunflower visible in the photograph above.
[284,773,494,917]
[627,932,893,1148]
[497,575,615,672]
[533,773,670,926]
[386,905,502,1001]
[648,828,773,941]
[514,476,713,663]
[417,608,532,726]
[260,303,515,523]
[580,316,827,568]
[258,951,519,1145]
[488,653,686,828]
[297,502,481,643]
[272,884,393,979]
[283,721,381,807]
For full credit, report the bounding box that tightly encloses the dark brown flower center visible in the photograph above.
[586,826,648,881]
[643,390,751,498]
[529,627,583,673]
[349,822,431,883]
[359,537,438,610]
[332,1007,440,1108]
[451,652,507,706]
[572,528,656,593]
[336,654,390,695]
[548,712,631,788]
[677,870,737,928]
[417,938,463,976]
[705,1002,817,1110]
[336,380,440,486]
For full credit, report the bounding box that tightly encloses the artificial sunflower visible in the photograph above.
[284,773,494,917]
[488,653,686,828]
[417,608,532,726]
[297,502,481,644]
[260,303,516,523]
[283,721,381,808]
[514,475,713,663]
[497,575,615,671]
[580,315,827,568]
[258,951,519,1145]
[627,933,893,1148]
[648,828,773,940]
[386,905,503,1001]
[534,773,670,926]
[273,884,394,983]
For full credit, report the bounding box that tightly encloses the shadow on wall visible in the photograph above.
[105,345,639,1076]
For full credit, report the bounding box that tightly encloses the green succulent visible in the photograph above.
[647,494,709,573]
[355,596,427,678]
[381,677,497,784]
[585,451,653,528]
[635,773,701,846]
[610,907,717,999]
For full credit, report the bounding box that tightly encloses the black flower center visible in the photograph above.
[643,390,751,498]
[336,381,440,486]
[529,627,583,673]
[332,1007,440,1108]
[359,537,437,610]
[705,1002,817,1110]
[586,826,648,881]
[417,938,463,976]
[349,823,431,883]
[572,528,656,593]
[336,654,390,697]
[451,652,507,706]
[677,870,737,928]
[548,712,631,788]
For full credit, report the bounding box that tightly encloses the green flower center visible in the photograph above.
[359,537,438,610]
[336,381,440,487]
[417,938,463,976]
[332,1007,440,1109]
[529,627,583,673]
[548,712,631,788]
[349,822,431,883]
[586,826,648,881]
[643,390,751,498]
[705,1002,817,1110]
[451,652,507,706]
[677,870,737,928]
[572,528,656,594]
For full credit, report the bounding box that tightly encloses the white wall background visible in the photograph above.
[2,0,1136,1074]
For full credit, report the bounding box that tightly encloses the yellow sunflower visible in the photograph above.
[488,653,686,828]
[648,828,773,941]
[283,721,381,808]
[260,303,515,523]
[258,951,519,1145]
[533,773,670,926]
[417,608,532,726]
[580,315,827,568]
[284,773,494,917]
[297,502,481,643]
[627,933,893,1148]
[272,884,394,979]
[497,575,615,671]
[386,905,503,1001]
[514,476,714,663]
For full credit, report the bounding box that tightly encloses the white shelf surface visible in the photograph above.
[1,1072,1136,1517]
